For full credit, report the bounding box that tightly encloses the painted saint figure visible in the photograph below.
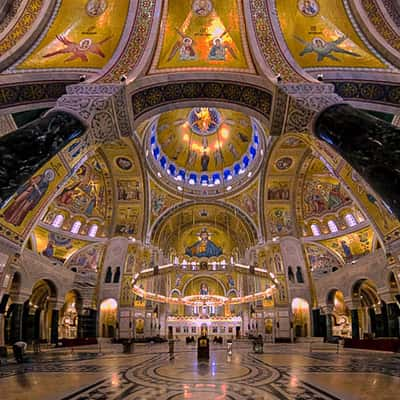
[3,169,55,226]
[193,0,213,16]
[200,283,209,295]
[43,35,112,62]
[168,29,196,61]
[201,152,210,171]
[298,0,319,16]
[208,37,237,61]
[341,240,352,261]
[185,228,222,258]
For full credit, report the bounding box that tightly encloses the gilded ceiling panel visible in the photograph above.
[277,0,387,70]
[151,0,255,73]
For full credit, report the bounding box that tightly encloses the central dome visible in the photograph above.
[146,107,266,197]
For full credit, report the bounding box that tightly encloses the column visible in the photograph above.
[0,111,85,204]
[312,308,321,337]
[315,104,400,219]
[351,309,360,340]
[387,303,400,337]
[51,310,59,345]
[9,303,24,343]
[325,312,333,338]
[78,308,97,338]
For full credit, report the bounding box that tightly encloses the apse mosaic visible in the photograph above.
[320,227,375,262]
[18,0,129,70]
[276,0,386,69]
[180,225,231,258]
[185,227,223,257]
[152,0,254,72]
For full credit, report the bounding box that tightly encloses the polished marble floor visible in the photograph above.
[0,342,399,399]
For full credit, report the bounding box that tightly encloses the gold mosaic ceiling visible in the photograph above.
[156,107,254,173]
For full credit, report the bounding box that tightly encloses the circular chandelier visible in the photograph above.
[132,284,276,305]
[182,294,228,306]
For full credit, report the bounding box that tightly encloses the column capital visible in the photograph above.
[273,82,343,134]
[55,83,132,145]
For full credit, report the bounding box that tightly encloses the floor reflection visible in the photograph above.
[0,343,399,400]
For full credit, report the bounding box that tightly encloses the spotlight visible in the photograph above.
[317,73,324,81]
[120,75,127,83]
[276,73,282,83]
[79,75,86,83]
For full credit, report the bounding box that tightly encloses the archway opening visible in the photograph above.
[327,289,351,338]
[292,297,310,338]
[352,279,381,339]
[60,290,82,340]
[99,298,118,338]
[22,279,58,345]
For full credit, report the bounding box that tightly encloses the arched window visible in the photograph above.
[105,267,112,283]
[70,221,82,234]
[113,267,121,283]
[344,213,357,228]
[52,214,64,228]
[88,224,98,238]
[310,224,321,236]
[327,220,338,233]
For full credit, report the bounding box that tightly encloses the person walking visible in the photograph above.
[13,341,27,363]
[168,338,175,360]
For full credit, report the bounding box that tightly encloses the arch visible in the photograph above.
[150,200,259,254]
[70,220,82,235]
[52,214,65,228]
[129,75,274,129]
[88,224,99,238]
[99,298,118,338]
[170,289,181,297]
[22,279,59,344]
[59,289,82,340]
[291,297,310,337]
[182,275,227,297]
[351,278,380,307]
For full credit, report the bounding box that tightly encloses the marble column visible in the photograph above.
[0,313,5,347]
[351,309,360,340]
[326,313,333,338]
[9,303,24,343]
[0,111,85,205]
[387,303,400,337]
[50,309,59,344]
[78,308,97,338]
[315,104,400,219]
[312,308,322,337]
